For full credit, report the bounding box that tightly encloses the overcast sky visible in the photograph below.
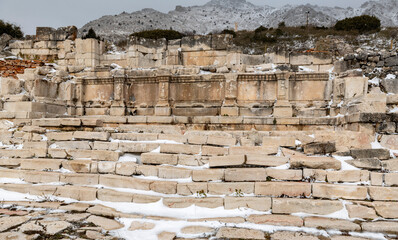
[1,0,368,35]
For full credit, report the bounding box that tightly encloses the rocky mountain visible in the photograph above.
[80,0,398,41]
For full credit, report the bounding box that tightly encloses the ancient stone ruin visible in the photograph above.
[0,26,397,239]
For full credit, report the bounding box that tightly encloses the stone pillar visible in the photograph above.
[110,75,126,116]
[273,72,293,117]
[221,73,239,116]
[75,77,84,116]
[155,76,171,116]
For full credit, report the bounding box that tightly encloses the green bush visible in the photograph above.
[0,20,23,38]
[334,15,381,33]
[131,29,184,40]
[221,29,236,37]
[82,28,101,40]
[254,25,268,33]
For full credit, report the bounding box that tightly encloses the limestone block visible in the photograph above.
[372,202,398,218]
[290,156,341,170]
[115,162,137,176]
[62,160,92,173]
[326,170,369,183]
[208,182,254,195]
[207,135,236,146]
[229,146,278,155]
[246,155,289,167]
[135,165,158,176]
[262,136,295,147]
[343,76,368,100]
[201,145,228,156]
[380,135,398,150]
[133,194,161,204]
[382,159,398,171]
[361,221,398,234]
[73,131,110,141]
[180,225,214,234]
[385,173,398,186]
[271,231,319,240]
[55,185,96,201]
[369,186,398,200]
[20,159,62,171]
[23,171,60,183]
[119,142,160,153]
[304,217,360,231]
[178,154,208,166]
[98,161,116,173]
[1,77,22,96]
[272,198,343,215]
[150,181,177,194]
[160,144,201,155]
[174,183,206,197]
[346,204,378,219]
[111,133,157,141]
[52,141,91,150]
[87,215,124,230]
[371,172,383,186]
[248,214,303,227]
[99,174,151,190]
[128,221,155,231]
[192,169,224,182]
[93,141,119,151]
[351,149,391,160]
[209,155,245,167]
[67,149,120,161]
[46,132,74,141]
[255,182,311,197]
[60,118,81,126]
[141,153,178,165]
[97,189,134,202]
[225,168,267,182]
[266,169,302,181]
[312,183,368,200]
[346,158,381,170]
[48,149,67,158]
[60,173,99,185]
[158,166,192,179]
[187,135,208,145]
[303,169,327,181]
[32,118,62,127]
[224,197,271,211]
[216,227,265,240]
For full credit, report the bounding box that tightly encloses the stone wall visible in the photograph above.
[7,26,334,71]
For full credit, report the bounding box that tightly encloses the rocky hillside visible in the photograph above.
[80,0,398,41]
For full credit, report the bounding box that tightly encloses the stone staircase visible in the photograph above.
[0,116,397,239]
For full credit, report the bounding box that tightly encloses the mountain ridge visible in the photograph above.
[80,0,398,41]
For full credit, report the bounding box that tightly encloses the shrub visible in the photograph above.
[253,32,277,43]
[254,25,268,33]
[334,15,381,33]
[221,29,236,37]
[82,28,101,40]
[131,29,184,40]
[278,22,286,28]
[0,20,23,38]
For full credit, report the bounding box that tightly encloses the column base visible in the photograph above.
[155,106,171,116]
[221,107,239,116]
[273,100,293,117]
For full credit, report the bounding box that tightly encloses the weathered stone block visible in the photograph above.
[209,155,245,167]
[255,182,311,197]
[248,214,303,227]
[312,183,367,200]
[290,156,341,170]
[224,197,271,211]
[272,198,343,215]
[225,168,267,182]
